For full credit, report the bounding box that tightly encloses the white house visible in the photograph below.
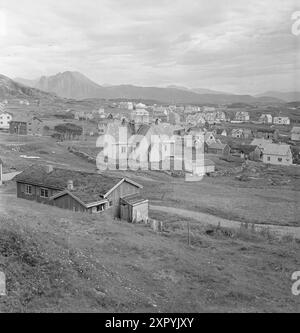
[262,144,293,166]
[273,116,290,125]
[0,112,12,129]
[235,111,250,122]
[259,114,273,124]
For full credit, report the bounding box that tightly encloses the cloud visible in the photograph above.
[0,0,299,94]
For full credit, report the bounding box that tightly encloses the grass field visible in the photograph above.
[0,185,299,313]
[1,132,298,227]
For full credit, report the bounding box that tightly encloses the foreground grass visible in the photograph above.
[0,189,299,313]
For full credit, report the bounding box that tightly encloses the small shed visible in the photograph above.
[120,194,149,223]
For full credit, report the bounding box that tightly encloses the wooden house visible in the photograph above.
[291,127,300,141]
[255,127,278,140]
[9,116,44,136]
[205,142,230,156]
[14,165,147,221]
[262,144,293,166]
[229,144,262,161]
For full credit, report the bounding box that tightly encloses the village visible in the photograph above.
[0,0,299,314]
[0,97,300,224]
[0,95,299,313]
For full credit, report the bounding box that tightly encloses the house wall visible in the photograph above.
[27,118,44,136]
[106,181,140,218]
[52,193,87,212]
[291,133,300,141]
[16,182,61,203]
[10,121,27,135]
[274,117,290,125]
[0,113,12,129]
[263,153,293,166]
[132,202,149,222]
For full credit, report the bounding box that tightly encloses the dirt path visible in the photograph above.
[150,205,300,239]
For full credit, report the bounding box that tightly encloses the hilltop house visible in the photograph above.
[205,142,230,156]
[204,131,218,145]
[230,144,262,161]
[9,116,44,136]
[231,128,252,139]
[291,127,300,141]
[262,144,293,166]
[273,116,290,125]
[214,128,228,137]
[14,165,148,222]
[259,114,273,124]
[255,127,279,140]
[0,112,13,130]
[234,111,250,122]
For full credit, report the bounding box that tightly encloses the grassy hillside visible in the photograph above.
[0,184,299,313]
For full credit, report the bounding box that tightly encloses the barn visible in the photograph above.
[14,165,146,219]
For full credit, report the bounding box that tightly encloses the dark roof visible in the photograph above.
[230,144,259,154]
[215,128,226,135]
[256,127,276,133]
[121,193,147,205]
[14,165,127,197]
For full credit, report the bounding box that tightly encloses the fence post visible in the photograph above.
[188,222,191,246]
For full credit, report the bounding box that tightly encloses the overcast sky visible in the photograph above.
[0,0,299,94]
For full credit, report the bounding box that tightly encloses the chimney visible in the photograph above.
[67,180,74,191]
[45,165,53,174]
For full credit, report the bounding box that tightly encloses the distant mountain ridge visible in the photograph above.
[256,91,300,102]
[167,85,230,95]
[0,74,56,100]
[11,71,284,104]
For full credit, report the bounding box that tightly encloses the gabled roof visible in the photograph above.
[50,189,108,207]
[121,193,148,206]
[230,144,259,154]
[291,127,300,134]
[250,138,272,149]
[14,166,142,199]
[263,144,291,156]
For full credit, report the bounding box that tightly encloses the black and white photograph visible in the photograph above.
[0,0,299,316]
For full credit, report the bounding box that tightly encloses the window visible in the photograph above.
[267,157,271,161]
[121,146,126,154]
[278,158,282,162]
[109,200,113,207]
[40,188,49,198]
[25,185,32,195]
[96,205,104,212]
